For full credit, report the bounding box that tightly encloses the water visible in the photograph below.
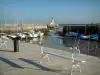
[21,33,100,57]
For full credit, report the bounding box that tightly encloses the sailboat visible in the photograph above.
[90,34,99,40]
[79,24,90,40]
[79,34,90,40]
[65,32,79,37]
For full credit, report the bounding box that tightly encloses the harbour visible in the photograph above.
[0,0,100,75]
[0,35,100,75]
[18,32,100,58]
[0,22,100,57]
[1,19,100,75]
[0,23,100,75]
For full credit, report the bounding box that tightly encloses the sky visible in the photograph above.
[0,0,100,24]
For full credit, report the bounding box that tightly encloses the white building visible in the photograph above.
[49,17,59,29]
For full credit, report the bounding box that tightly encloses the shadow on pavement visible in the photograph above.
[19,58,63,73]
[0,57,24,69]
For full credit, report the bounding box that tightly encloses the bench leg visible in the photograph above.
[47,54,50,62]
[70,62,82,75]
[40,54,50,63]
[78,49,80,54]
[70,65,74,75]
[43,54,50,62]
[78,65,81,72]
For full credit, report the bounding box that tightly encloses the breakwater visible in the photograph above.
[0,24,48,33]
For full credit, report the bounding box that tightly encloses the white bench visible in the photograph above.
[40,46,86,75]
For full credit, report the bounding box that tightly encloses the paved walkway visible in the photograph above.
[0,39,100,75]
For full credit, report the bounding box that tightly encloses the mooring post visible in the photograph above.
[12,36,20,52]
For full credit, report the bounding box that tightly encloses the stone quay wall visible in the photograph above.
[0,24,48,33]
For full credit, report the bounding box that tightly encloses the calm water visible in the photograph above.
[21,33,100,57]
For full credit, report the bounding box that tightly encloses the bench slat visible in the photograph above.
[44,51,84,62]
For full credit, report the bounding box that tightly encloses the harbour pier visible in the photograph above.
[0,24,48,33]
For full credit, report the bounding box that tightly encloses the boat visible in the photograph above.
[28,30,40,38]
[29,30,44,37]
[23,30,40,38]
[65,32,79,37]
[0,33,6,36]
[16,33,26,39]
[1,35,9,40]
[33,30,44,37]
[79,34,90,40]
[90,34,99,40]
[22,32,34,38]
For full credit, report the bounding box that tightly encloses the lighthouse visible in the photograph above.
[50,17,56,26]
[48,17,59,29]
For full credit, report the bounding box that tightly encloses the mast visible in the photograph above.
[21,4,23,32]
[4,21,6,33]
[85,24,87,34]
[69,20,71,32]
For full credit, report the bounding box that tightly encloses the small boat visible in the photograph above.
[23,31,39,38]
[1,35,9,40]
[16,33,26,39]
[79,34,90,40]
[7,34,17,39]
[0,33,9,39]
[29,30,40,38]
[29,30,44,37]
[0,33,6,36]
[90,34,99,40]
[65,32,79,37]
[34,30,44,37]
[22,32,33,38]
